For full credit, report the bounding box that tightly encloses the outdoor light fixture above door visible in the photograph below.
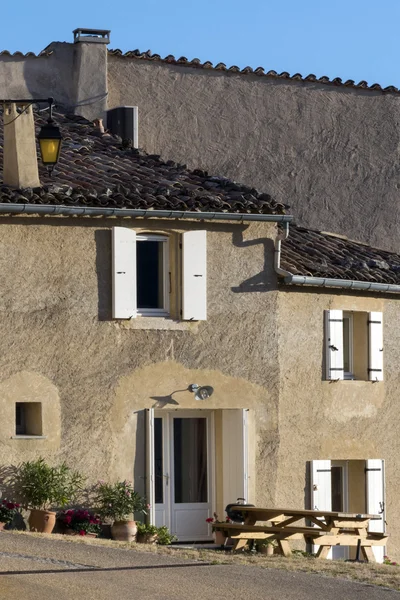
[188,383,214,401]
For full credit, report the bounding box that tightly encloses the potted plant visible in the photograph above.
[256,538,276,556]
[136,522,158,544]
[0,499,21,531]
[95,480,147,542]
[156,525,177,546]
[58,509,102,538]
[206,513,232,546]
[15,458,85,534]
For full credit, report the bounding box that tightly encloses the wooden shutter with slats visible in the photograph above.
[325,310,344,380]
[112,227,137,319]
[368,312,383,381]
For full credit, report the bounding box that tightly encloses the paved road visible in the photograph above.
[0,533,398,600]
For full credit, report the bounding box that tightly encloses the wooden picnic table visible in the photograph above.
[213,506,386,562]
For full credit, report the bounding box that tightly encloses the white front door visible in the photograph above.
[152,411,213,541]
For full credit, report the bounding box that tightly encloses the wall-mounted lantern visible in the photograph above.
[37,98,62,171]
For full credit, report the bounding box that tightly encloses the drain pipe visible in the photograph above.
[274,221,293,278]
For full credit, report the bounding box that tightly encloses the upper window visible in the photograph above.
[137,235,169,316]
[325,310,383,381]
[112,228,207,321]
[342,312,353,379]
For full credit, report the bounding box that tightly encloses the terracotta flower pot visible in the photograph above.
[0,522,7,531]
[136,532,158,544]
[259,544,274,556]
[214,530,227,546]
[111,520,137,542]
[28,509,56,534]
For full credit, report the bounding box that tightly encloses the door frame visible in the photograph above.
[152,409,215,541]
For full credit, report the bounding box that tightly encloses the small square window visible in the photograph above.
[15,403,43,436]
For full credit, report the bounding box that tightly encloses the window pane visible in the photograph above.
[331,466,343,512]
[154,418,163,504]
[343,317,350,373]
[173,418,207,503]
[137,241,164,309]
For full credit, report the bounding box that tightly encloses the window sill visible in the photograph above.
[11,435,47,440]
[116,316,199,331]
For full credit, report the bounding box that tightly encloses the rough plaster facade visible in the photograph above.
[0,215,398,554]
[0,32,399,250]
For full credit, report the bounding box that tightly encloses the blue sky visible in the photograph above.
[3,0,400,87]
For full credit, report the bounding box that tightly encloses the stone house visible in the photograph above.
[1,28,400,251]
[0,104,400,561]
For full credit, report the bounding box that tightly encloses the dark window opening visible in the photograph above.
[15,403,43,436]
[154,418,163,504]
[173,418,207,504]
[137,240,164,310]
[331,466,344,512]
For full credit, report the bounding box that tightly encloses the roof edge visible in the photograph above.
[0,203,293,223]
[108,49,400,96]
[283,274,400,295]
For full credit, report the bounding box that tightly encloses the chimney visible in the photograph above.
[3,103,40,189]
[72,28,110,121]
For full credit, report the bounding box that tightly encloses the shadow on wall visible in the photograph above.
[231,229,277,293]
[95,229,112,321]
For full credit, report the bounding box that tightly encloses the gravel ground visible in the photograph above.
[0,532,399,600]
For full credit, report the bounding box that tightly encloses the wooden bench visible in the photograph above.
[213,523,388,559]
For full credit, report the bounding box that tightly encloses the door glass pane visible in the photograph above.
[173,418,207,503]
[154,418,163,504]
[331,466,343,511]
[137,240,164,309]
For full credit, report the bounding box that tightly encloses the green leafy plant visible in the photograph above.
[156,525,177,545]
[384,555,398,566]
[0,499,21,524]
[95,480,147,522]
[256,538,276,548]
[58,509,102,537]
[137,522,158,535]
[15,458,85,510]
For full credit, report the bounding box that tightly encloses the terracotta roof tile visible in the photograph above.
[0,109,286,215]
[281,226,400,285]
[0,50,53,58]
[108,48,400,95]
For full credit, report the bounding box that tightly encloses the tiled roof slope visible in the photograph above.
[0,50,53,57]
[0,110,285,215]
[281,226,400,285]
[108,49,400,95]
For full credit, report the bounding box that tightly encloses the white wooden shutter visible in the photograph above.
[182,230,207,321]
[146,408,155,525]
[310,460,332,558]
[368,312,383,381]
[325,310,344,380]
[366,459,385,563]
[222,409,249,510]
[310,460,332,512]
[112,227,137,319]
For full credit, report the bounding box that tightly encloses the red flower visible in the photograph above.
[79,530,86,536]
[6,503,15,509]
[205,517,214,523]
[64,516,72,525]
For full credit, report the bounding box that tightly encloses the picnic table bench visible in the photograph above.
[213,506,387,562]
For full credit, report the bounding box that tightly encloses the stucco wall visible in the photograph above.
[0,217,280,504]
[276,290,400,556]
[108,56,400,252]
